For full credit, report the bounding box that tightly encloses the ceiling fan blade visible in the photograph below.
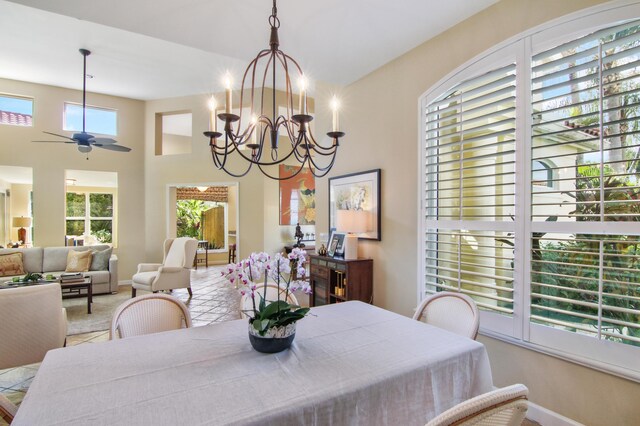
[31,141,76,143]
[95,144,131,152]
[32,140,76,144]
[90,137,118,145]
[43,131,76,141]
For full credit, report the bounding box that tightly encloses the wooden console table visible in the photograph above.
[309,255,373,306]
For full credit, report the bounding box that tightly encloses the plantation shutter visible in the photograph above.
[530,21,640,347]
[423,63,516,316]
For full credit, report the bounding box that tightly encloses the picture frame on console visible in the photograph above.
[327,231,346,258]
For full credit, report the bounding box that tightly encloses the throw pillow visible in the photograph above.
[90,247,112,271]
[0,252,25,277]
[66,250,93,272]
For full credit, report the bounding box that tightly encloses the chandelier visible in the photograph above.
[203,0,344,180]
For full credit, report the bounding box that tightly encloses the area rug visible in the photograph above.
[63,285,132,335]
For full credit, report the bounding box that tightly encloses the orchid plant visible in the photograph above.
[223,248,312,336]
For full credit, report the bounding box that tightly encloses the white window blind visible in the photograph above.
[424,63,516,315]
[530,21,640,349]
[421,9,640,378]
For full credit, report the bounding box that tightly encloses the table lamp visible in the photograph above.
[13,216,32,244]
[336,210,369,260]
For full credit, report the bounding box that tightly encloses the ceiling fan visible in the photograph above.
[33,49,131,154]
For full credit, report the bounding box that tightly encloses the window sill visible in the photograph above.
[479,328,640,384]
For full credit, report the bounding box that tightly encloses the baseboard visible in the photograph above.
[118,280,132,285]
[527,401,585,426]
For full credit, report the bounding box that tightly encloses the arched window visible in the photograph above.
[532,160,553,188]
[419,5,640,379]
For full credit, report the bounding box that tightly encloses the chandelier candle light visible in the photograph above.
[203,0,345,180]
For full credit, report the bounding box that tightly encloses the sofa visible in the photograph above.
[0,245,118,294]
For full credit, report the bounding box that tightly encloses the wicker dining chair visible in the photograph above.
[425,384,529,426]
[240,283,299,319]
[110,293,192,340]
[413,292,480,340]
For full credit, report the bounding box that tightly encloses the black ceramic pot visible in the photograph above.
[248,331,296,353]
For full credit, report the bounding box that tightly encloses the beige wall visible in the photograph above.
[0,78,145,281]
[313,0,639,423]
[9,183,31,243]
[144,94,266,262]
[145,89,322,263]
[478,335,640,425]
[160,133,191,155]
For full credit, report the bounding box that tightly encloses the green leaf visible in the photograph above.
[259,293,266,312]
[261,300,291,319]
[259,319,270,331]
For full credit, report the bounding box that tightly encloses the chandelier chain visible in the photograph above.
[269,0,280,29]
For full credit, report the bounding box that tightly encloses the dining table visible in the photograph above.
[13,301,493,425]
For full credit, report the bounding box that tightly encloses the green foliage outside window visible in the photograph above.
[91,220,112,243]
[177,200,207,239]
[65,192,113,243]
[531,165,640,346]
[532,236,640,346]
[90,193,113,217]
[66,220,84,236]
[66,193,85,216]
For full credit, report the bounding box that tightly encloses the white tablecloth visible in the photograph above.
[14,301,493,425]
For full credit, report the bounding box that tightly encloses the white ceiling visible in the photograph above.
[1,0,498,100]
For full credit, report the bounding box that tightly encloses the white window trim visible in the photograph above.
[417,0,640,382]
[66,191,114,243]
[63,102,118,136]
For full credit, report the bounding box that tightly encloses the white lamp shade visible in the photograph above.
[336,210,369,234]
[12,217,32,228]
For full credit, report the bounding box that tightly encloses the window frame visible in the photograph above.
[63,102,118,136]
[531,160,554,188]
[418,1,640,382]
[65,191,115,245]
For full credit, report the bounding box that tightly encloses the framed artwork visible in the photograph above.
[327,231,346,258]
[329,169,381,241]
[279,165,316,225]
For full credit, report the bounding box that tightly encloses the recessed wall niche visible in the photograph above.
[155,111,192,155]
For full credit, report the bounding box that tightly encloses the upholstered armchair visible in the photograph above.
[0,283,67,370]
[131,237,198,298]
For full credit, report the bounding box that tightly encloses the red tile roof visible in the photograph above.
[0,110,32,126]
[564,120,599,137]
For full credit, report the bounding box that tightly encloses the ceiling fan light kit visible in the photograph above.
[204,0,345,180]
[33,48,132,156]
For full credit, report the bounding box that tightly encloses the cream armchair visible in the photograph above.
[131,237,198,298]
[0,283,67,370]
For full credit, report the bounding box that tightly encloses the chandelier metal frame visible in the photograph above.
[204,0,344,180]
